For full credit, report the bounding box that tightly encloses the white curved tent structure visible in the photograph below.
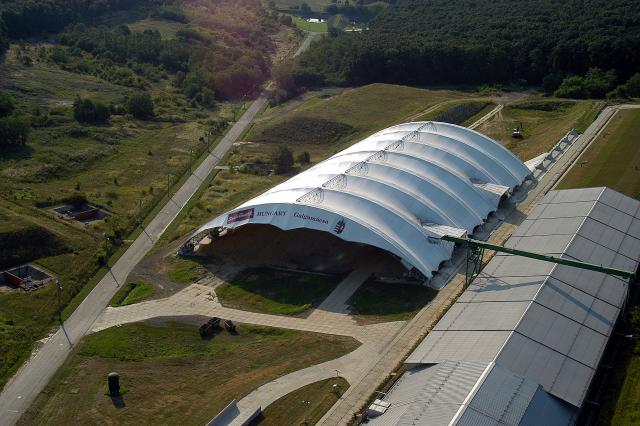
[188,122,531,279]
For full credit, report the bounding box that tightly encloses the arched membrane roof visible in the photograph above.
[190,121,531,279]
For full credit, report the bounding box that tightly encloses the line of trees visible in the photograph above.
[293,0,640,92]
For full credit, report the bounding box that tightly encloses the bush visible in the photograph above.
[271,146,294,174]
[126,92,154,119]
[73,97,110,123]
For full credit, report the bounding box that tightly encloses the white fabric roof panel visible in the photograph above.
[190,122,530,278]
[404,188,640,412]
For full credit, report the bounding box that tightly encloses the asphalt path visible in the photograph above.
[0,95,268,426]
[294,32,320,57]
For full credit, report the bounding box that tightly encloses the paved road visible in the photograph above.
[294,32,320,57]
[468,103,503,129]
[0,96,268,426]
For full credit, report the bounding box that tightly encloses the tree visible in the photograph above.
[126,92,154,119]
[554,75,587,99]
[0,92,14,117]
[625,73,640,97]
[73,97,110,123]
[583,68,617,98]
[272,146,294,174]
[0,115,30,148]
[297,151,311,164]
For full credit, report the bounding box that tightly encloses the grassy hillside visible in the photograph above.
[557,108,640,199]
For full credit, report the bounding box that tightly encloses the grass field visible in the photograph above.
[557,108,640,199]
[19,320,359,426]
[254,377,349,425]
[476,99,602,160]
[347,280,437,323]
[216,268,343,316]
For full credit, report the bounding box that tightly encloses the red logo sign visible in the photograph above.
[227,208,254,224]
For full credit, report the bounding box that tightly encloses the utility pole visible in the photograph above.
[302,400,310,425]
[56,279,62,323]
[167,173,172,198]
[103,233,110,266]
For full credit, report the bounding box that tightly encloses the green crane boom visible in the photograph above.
[440,235,636,280]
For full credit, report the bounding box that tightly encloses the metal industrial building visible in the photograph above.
[187,122,531,279]
[368,187,640,425]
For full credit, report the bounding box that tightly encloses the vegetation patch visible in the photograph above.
[217,268,343,316]
[421,101,492,125]
[475,99,601,160]
[0,226,70,270]
[166,256,208,285]
[347,279,437,323]
[251,116,354,145]
[511,101,574,112]
[108,281,154,307]
[20,321,359,426]
[254,377,349,425]
[557,109,640,200]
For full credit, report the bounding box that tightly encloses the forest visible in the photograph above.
[295,0,640,94]
[0,0,279,100]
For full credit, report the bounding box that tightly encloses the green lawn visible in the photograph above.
[291,15,328,32]
[216,268,343,316]
[347,280,437,323]
[109,281,155,306]
[557,108,640,199]
[254,377,349,425]
[19,321,359,426]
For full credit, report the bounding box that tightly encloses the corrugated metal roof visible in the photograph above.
[406,330,510,365]
[368,361,489,426]
[403,187,640,412]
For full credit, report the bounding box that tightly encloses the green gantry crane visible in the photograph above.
[438,235,637,313]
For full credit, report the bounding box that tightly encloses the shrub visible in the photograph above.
[73,97,110,123]
[126,92,154,119]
